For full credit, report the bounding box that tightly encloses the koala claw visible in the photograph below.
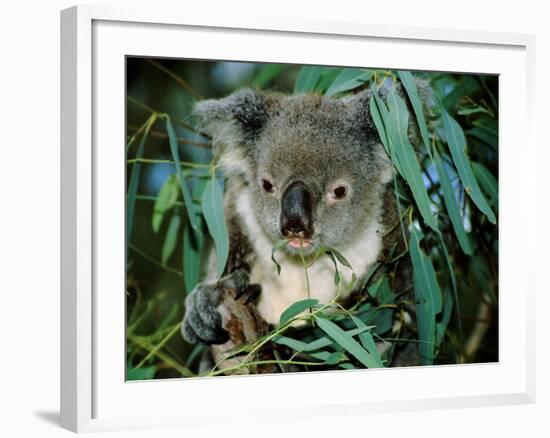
[181,270,250,345]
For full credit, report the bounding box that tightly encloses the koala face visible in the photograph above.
[195,89,392,256]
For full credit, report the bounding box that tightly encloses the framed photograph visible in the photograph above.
[61,5,536,433]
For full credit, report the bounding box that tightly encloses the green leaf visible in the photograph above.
[126,365,156,381]
[152,174,179,233]
[339,363,356,370]
[351,316,384,367]
[386,89,438,231]
[436,290,454,348]
[313,246,356,285]
[467,126,497,151]
[127,114,156,250]
[201,176,229,276]
[433,151,473,255]
[398,71,432,156]
[165,116,200,231]
[314,68,343,93]
[271,239,289,275]
[274,336,330,352]
[472,162,498,210]
[273,326,373,352]
[309,351,346,365]
[183,216,204,293]
[324,69,373,97]
[315,316,382,368]
[279,298,319,326]
[252,64,284,88]
[161,214,181,264]
[442,110,496,224]
[369,92,390,155]
[409,227,443,365]
[294,66,323,93]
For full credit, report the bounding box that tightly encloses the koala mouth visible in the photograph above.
[287,238,312,249]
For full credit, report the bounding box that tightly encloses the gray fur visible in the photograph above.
[183,84,425,350]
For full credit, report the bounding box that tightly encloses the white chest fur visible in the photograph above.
[235,190,383,325]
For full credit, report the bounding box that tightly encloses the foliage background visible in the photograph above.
[126,58,498,380]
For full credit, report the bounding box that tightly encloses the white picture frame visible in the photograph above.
[60,4,536,433]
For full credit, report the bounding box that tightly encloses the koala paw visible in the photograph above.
[181,270,251,345]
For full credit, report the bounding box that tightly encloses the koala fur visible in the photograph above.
[182,83,420,368]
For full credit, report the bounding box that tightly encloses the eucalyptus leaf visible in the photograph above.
[201,176,229,276]
[161,214,181,265]
[152,174,179,233]
[434,151,473,255]
[351,316,384,367]
[315,316,382,368]
[315,68,344,93]
[409,227,442,365]
[442,110,496,224]
[252,64,284,88]
[126,365,156,381]
[279,298,319,326]
[271,239,289,275]
[127,114,156,250]
[436,290,454,348]
[398,70,432,156]
[165,116,200,231]
[472,162,498,210]
[324,69,373,97]
[386,89,438,231]
[294,66,323,93]
[183,216,204,293]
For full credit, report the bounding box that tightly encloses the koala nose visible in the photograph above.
[280,181,314,239]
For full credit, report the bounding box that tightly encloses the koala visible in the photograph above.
[181,83,421,370]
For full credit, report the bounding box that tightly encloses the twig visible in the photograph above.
[135,323,181,369]
[146,58,203,100]
[128,242,183,277]
[127,95,211,139]
[126,158,210,169]
[459,292,492,363]
[127,124,212,149]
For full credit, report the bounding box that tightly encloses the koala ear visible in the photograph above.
[194,88,272,144]
[194,88,274,177]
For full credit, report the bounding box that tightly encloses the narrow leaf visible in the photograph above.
[315,316,382,368]
[472,162,498,210]
[351,316,384,367]
[409,227,442,365]
[152,174,179,233]
[442,110,496,224]
[161,215,181,265]
[314,68,343,93]
[165,116,200,231]
[183,217,204,293]
[201,176,229,276]
[436,290,454,348]
[271,239,289,275]
[294,67,323,93]
[279,298,319,326]
[127,114,156,249]
[252,64,284,88]
[273,326,373,352]
[398,70,432,157]
[386,89,438,231]
[434,151,473,255]
[325,69,373,97]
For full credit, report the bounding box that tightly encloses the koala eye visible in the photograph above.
[333,186,347,200]
[327,182,350,204]
[261,178,275,193]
